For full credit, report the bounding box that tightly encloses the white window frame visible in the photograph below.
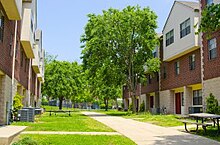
[208,38,217,60]
[166,29,174,46]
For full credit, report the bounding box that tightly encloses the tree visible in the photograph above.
[199,3,220,34]
[42,60,83,110]
[81,6,159,113]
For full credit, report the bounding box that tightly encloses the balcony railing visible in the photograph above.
[1,0,22,20]
[21,8,34,58]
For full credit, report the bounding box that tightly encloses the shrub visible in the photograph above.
[12,137,38,145]
[100,103,106,109]
[13,93,23,119]
[140,101,145,112]
[206,93,220,114]
[41,96,49,105]
[129,103,133,111]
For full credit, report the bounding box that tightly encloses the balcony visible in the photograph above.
[32,45,40,74]
[1,0,22,20]
[21,8,34,58]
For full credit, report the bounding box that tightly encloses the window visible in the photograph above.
[189,54,195,70]
[175,61,180,75]
[148,75,152,84]
[9,34,13,57]
[166,29,174,46]
[163,66,167,79]
[15,41,19,59]
[206,0,213,5]
[21,51,24,67]
[0,12,4,42]
[180,18,190,38]
[181,92,184,106]
[193,90,202,105]
[208,38,217,60]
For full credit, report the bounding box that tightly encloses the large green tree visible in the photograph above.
[42,60,82,110]
[81,6,158,112]
[199,3,220,34]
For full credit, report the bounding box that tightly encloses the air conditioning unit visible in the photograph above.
[188,107,203,114]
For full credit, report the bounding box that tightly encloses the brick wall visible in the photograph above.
[141,73,159,94]
[160,49,201,91]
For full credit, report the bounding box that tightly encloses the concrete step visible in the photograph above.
[0,126,27,145]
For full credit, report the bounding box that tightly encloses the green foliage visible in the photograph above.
[12,137,38,145]
[129,103,133,112]
[42,58,87,110]
[41,96,48,106]
[100,104,106,109]
[13,93,23,118]
[199,4,220,35]
[140,101,145,112]
[81,5,158,113]
[206,93,220,114]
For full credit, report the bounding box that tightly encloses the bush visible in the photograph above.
[100,103,106,109]
[129,103,133,111]
[13,93,23,119]
[41,96,49,106]
[206,93,220,114]
[140,101,145,112]
[12,137,38,145]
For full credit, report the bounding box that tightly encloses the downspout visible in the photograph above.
[8,20,18,124]
[28,59,32,107]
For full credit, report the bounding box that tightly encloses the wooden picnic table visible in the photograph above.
[185,113,220,134]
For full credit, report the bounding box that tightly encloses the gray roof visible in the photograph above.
[177,1,199,10]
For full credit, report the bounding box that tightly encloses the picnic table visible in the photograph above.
[183,113,220,134]
[46,110,74,116]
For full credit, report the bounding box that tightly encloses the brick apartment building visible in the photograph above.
[0,0,44,125]
[200,0,220,108]
[123,0,220,115]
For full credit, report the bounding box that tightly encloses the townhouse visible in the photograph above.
[200,0,220,107]
[0,0,44,125]
[160,1,202,115]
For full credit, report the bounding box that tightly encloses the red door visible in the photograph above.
[150,96,154,108]
[175,93,181,114]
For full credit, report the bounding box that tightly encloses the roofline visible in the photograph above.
[162,1,199,33]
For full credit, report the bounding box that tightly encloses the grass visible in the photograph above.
[12,112,114,132]
[95,110,183,127]
[15,134,136,145]
[190,126,220,142]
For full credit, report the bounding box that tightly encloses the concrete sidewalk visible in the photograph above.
[82,112,220,145]
[0,126,27,145]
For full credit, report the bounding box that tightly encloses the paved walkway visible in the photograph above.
[22,131,121,135]
[82,112,220,145]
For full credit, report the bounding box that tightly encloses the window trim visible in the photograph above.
[175,61,180,75]
[189,54,196,70]
[180,18,191,38]
[208,38,217,60]
[166,29,174,46]
[193,90,202,106]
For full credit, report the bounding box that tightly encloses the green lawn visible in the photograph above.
[12,112,114,132]
[14,134,136,145]
[95,110,183,127]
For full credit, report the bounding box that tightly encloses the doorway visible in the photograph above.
[175,93,181,114]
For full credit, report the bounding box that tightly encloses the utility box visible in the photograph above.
[23,107,35,122]
[18,109,29,122]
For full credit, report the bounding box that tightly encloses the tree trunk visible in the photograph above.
[104,98,108,111]
[59,97,63,110]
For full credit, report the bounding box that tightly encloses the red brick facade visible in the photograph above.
[160,49,201,91]
[0,4,29,89]
[141,73,159,94]
[201,0,220,80]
